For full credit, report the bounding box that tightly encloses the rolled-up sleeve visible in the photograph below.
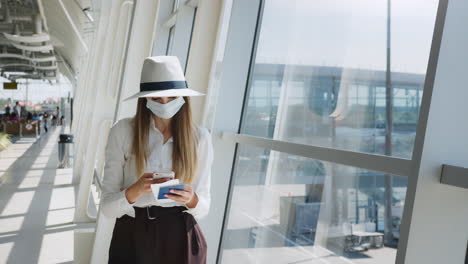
[184,128,213,219]
[100,121,136,218]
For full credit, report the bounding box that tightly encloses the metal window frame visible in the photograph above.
[169,3,197,71]
[184,6,197,73]
[395,0,449,262]
[215,0,265,262]
[74,0,137,223]
[210,0,450,263]
[152,0,197,71]
[151,0,173,56]
[222,132,413,177]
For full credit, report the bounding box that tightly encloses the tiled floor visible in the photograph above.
[0,127,75,264]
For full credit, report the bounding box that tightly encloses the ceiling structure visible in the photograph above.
[0,0,93,84]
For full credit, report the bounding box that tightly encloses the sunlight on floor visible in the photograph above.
[18,176,42,189]
[2,191,35,216]
[38,231,74,264]
[49,187,75,210]
[54,169,73,186]
[46,208,75,226]
[0,128,76,263]
[0,216,24,233]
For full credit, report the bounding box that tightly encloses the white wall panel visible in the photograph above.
[399,0,468,262]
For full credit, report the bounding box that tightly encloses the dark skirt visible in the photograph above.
[108,206,207,264]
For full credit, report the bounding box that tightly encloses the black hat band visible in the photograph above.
[140,81,188,92]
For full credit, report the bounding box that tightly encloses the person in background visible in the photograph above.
[20,105,26,119]
[14,102,21,118]
[32,112,42,121]
[5,104,10,115]
[43,112,49,133]
[60,115,65,126]
[52,114,57,126]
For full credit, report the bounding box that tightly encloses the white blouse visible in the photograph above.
[100,117,213,220]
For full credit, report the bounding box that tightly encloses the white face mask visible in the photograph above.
[146,97,185,119]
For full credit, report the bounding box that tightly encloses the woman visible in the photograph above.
[101,56,213,264]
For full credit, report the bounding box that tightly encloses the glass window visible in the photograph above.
[158,6,198,72]
[203,0,233,127]
[218,0,439,263]
[240,0,439,159]
[219,145,407,263]
[184,7,198,72]
[165,26,175,55]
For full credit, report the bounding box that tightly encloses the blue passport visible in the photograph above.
[158,184,187,199]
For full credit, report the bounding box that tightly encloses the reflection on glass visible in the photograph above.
[172,0,180,13]
[203,0,233,127]
[220,145,407,263]
[241,0,438,159]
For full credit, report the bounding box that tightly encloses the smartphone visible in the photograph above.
[152,170,175,179]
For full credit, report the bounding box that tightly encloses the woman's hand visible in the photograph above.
[125,173,172,203]
[165,185,198,208]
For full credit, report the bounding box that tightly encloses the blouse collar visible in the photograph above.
[149,116,173,143]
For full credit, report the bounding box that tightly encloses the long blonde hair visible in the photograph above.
[131,96,198,184]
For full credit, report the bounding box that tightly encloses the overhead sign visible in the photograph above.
[3,82,18,90]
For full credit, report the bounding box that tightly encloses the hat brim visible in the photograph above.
[123,88,205,101]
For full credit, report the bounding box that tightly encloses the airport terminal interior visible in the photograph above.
[0,0,467,263]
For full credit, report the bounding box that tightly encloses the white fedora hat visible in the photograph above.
[123,56,204,101]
